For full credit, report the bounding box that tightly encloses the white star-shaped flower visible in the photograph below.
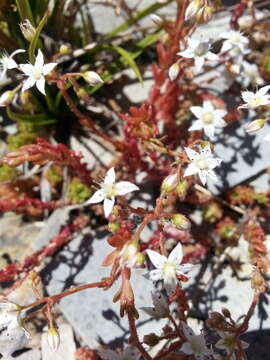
[98,346,140,360]
[180,321,212,360]
[20,49,57,95]
[239,85,270,109]
[220,30,249,54]
[0,49,25,78]
[189,101,227,139]
[184,145,222,185]
[178,39,218,70]
[215,331,249,360]
[141,291,170,318]
[85,167,139,218]
[146,243,195,295]
[239,61,264,88]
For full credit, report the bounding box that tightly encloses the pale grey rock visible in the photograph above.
[41,323,76,360]
[207,120,270,194]
[32,205,85,250]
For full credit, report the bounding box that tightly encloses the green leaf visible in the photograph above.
[7,107,57,126]
[112,45,143,85]
[15,0,35,25]
[28,10,49,63]
[89,30,161,94]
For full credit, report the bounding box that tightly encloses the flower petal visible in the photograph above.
[257,85,270,96]
[20,63,34,76]
[21,76,36,92]
[163,275,177,295]
[42,62,57,75]
[189,120,203,132]
[184,147,199,161]
[198,170,207,185]
[35,49,44,68]
[168,243,183,264]
[85,189,105,204]
[116,181,139,196]
[149,269,163,281]
[6,58,18,70]
[190,106,203,118]
[104,167,116,185]
[103,197,115,217]
[184,163,199,177]
[140,307,157,317]
[146,249,167,269]
[36,76,46,95]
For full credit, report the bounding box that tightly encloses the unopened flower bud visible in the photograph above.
[0,90,15,107]
[150,14,163,27]
[245,119,265,133]
[162,173,178,193]
[82,71,103,85]
[47,327,60,352]
[59,44,72,55]
[168,63,180,81]
[143,333,160,346]
[171,214,190,230]
[185,0,201,21]
[177,180,188,197]
[19,19,35,42]
[196,6,213,23]
[108,221,120,233]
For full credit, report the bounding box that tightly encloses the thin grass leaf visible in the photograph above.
[89,30,161,94]
[7,107,57,125]
[15,0,35,26]
[113,45,143,85]
[28,10,49,63]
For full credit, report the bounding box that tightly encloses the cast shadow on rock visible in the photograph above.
[40,228,108,292]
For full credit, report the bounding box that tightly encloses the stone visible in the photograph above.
[41,323,76,360]
[0,213,42,269]
[208,119,270,194]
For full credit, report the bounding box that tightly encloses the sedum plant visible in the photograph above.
[0,1,270,359]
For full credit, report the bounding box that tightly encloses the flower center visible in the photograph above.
[194,44,207,57]
[190,336,205,354]
[223,335,234,348]
[202,111,214,124]
[251,95,262,107]
[103,183,117,198]
[162,262,176,278]
[32,68,42,80]
[196,158,208,170]
[231,34,241,44]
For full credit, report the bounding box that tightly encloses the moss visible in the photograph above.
[7,132,37,151]
[68,177,92,204]
[0,165,19,182]
[45,165,63,186]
